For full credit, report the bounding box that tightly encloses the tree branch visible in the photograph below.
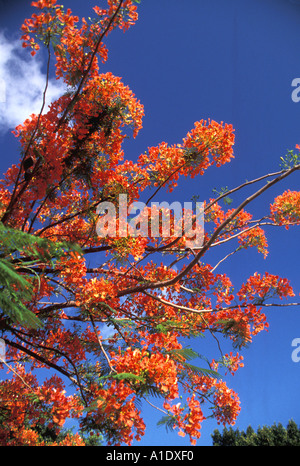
[116,165,300,297]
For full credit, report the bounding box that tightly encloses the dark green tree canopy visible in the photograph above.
[212,419,300,446]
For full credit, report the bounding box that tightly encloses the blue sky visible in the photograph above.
[1,0,300,446]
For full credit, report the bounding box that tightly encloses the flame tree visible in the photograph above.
[0,0,300,446]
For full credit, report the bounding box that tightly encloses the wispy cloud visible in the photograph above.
[0,31,65,133]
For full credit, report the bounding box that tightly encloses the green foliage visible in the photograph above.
[167,347,219,378]
[212,186,233,206]
[157,414,178,433]
[0,257,39,328]
[81,431,103,446]
[0,223,81,328]
[100,372,146,384]
[212,419,300,446]
[214,318,251,349]
[279,150,300,170]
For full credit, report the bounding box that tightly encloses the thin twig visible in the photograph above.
[89,312,116,374]
[144,398,168,416]
[211,248,240,273]
[204,168,288,213]
[0,359,35,393]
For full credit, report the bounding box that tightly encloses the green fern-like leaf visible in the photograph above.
[0,223,81,328]
[157,414,177,432]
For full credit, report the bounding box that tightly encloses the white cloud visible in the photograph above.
[0,31,66,133]
[100,323,116,340]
